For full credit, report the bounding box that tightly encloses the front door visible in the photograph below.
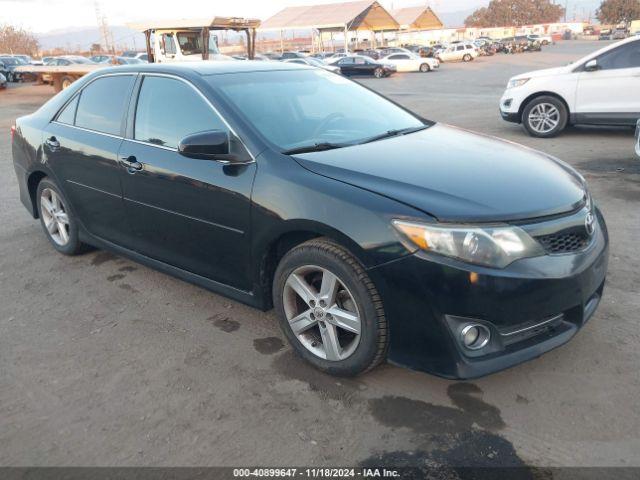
[389,54,411,72]
[576,40,640,123]
[337,57,356,75]
[118,75,256,291]
[43,74,135,245]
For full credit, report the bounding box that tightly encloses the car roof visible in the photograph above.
[91,60,308,77]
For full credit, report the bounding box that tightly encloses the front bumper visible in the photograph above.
[368,208,609,379]
[499,87,528,123]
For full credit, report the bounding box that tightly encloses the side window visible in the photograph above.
[75,75,134,135]
[339,58,353,65]
[134,76,227,149]
[162,34,176,55]
[597,42,640,70]
[388,55,401,60]
[457,45,465,51]
[56,95,79,125]
[354,57,365,64]
[397,54,410,59]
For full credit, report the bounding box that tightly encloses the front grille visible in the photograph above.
[536,232,589,254]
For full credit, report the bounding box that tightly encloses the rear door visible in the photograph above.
[117,74,256,290]
[575,40,640,124]
[43,74,135,245]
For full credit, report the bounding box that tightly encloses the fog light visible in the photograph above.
[460,324,490,350]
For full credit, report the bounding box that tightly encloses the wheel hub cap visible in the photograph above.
[528,103,560,133]
[283,265,361,361]
[40,188,70,246]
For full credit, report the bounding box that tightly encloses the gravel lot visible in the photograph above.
[1,41,639,469]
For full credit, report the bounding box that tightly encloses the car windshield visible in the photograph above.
[0,57,20,65]
[210,69,426,151]
[175,32,221,55]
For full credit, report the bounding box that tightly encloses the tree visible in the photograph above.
[465,0,565,28]
[596,0,640,24]
[0,25,39,55]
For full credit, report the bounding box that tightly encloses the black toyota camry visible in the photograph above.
[11,62,608,379]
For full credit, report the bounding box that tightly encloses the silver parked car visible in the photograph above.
[0,72,7,89]
[283,57,341,73]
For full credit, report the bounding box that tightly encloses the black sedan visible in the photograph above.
[334,55,396,78]
[11,62,608,379]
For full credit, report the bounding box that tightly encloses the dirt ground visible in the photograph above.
[0,41,638,469]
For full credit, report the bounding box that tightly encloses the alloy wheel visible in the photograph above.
[374,68,383,78]
[528,102,560,134]
[282,265,361,361]
[40,188,70,246]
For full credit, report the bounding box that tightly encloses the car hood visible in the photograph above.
[292,124,586,222]
[512,65,570,81]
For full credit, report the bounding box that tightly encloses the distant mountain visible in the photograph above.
[37,26,145,52]
[36,0,602,51]
[438,9,477,28]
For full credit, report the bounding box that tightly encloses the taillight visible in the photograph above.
[10,125,16,142]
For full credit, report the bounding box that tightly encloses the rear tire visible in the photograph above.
[522,95,568,138]
[419,63,430,72]
[273,238,388,377]
[462,54,472,62]
[374,67,384,78]
[61,75,75,90]
[36,178,88,255]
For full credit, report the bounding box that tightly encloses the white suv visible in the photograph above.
[500,37,640,137]
[437,43,478,62]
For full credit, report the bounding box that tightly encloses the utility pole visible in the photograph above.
[95,1,115,55]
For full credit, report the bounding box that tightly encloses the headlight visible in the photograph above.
[507,77,530,88]
[392,220,544,268]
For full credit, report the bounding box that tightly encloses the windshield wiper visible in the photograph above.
[358,125,429,145]
[283,142,348,155]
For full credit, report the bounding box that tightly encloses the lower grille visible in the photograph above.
[536,232,589,254]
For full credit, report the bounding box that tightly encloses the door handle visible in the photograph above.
[45,136,60,150]
[119,155,143,172]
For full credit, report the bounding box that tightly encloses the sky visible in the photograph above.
[1,0,487,33]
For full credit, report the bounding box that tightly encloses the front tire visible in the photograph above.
[273,238,388,377]
[522,95,568,138]
[36,178,87,255]
[462,54,472,62]
[419,63,430,72]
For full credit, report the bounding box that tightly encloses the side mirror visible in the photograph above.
[584,59,599,71]
[179,130,231,161]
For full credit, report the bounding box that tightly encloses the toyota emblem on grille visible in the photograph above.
[585,212,596,236]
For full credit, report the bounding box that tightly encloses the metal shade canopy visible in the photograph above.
[390,6,443,31]
[259,0,398,32]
